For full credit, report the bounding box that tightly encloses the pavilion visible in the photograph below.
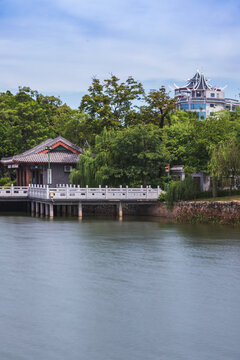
[1,136,83,186]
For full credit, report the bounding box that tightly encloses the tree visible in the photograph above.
[79,75,145,141]
[162,109,240,174]
[71,149,96,187]
[209,139,240,196]
[71,124,168,187]
[141,87,177,128]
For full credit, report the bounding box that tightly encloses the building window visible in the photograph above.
[180,104,189,110]
[211,93,215,97]
[191,103,206,110]
[196,91,201,97]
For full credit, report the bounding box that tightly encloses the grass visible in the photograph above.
[194,195,240,202]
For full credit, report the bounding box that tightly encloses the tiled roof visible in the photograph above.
[17,136,83,157]
[7,152,79,164]
[1,136,83,165]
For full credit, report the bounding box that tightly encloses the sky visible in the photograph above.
[0,0,240,108]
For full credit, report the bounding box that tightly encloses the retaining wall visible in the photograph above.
[146,201,240,224]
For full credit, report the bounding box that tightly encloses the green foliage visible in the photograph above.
[1,77,240,192]
[70,149,97,187]
[79,75,145,142]
[209,138,240,181]
[209,138,240,196]
[0,87,66,158]
[162,109,240,174]
[165,177,200,209]
[71,124,168,187]
[158,191,166,202]
[141,87,177,128]
[0,177,11,186]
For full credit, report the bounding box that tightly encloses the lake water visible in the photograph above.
[0,215,240,360]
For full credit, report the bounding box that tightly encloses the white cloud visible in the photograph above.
[0,0,240,105]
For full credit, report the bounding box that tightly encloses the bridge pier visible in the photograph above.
[73,205,78,217]
[35,202,39,216]
[31,201,34,216]
[62,205,66,216]
[49,203,54,218]
[78,202,83,219]
[117,202,123,220]
[0,185,161,219]
[40,202,44,216]
[56,205,61,216]
[45,203,49,217]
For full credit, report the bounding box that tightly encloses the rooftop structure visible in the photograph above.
[1,136,83,186]
[174,70,240,119]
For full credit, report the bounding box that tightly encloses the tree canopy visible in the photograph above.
[71,125,169,187]
[1,76,240,194]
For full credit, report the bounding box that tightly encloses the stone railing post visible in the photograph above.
[46,185,49,200]
[86,185,89,199]
[11,183,14,196]
[126,185,128,199]
[105,185,108,199]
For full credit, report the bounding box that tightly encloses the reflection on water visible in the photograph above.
[0,216,240,360]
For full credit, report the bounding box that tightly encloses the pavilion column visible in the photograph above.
[22,165,26,186]
[16,169,19,186]
[67,205,72,216]
[18,167,22,186]
[26,166,31,186]
[23,166,26,186]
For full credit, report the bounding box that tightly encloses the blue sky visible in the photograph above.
[0,0,240,108]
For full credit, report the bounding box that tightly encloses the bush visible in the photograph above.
[0,177,11,186]
[165,177,199,209]
[158,191,166,202]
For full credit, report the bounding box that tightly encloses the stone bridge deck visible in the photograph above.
[0,185,162,219]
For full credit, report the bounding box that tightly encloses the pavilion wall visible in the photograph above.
[43,164,72,186]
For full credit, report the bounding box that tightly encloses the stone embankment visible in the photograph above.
[147,201,240,224]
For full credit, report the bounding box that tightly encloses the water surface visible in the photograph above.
[0,216,240,360]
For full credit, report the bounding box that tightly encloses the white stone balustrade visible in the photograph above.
[0,185,28,197]
[0,184,162,201]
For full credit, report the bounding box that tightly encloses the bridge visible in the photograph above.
[0,185,162,219]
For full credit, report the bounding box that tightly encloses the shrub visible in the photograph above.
[165,177,199,209]
[158,191,166,202]
[0,177,11,186]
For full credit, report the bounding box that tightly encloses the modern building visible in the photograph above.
[174,70,240,119]
[1,136,83,186]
